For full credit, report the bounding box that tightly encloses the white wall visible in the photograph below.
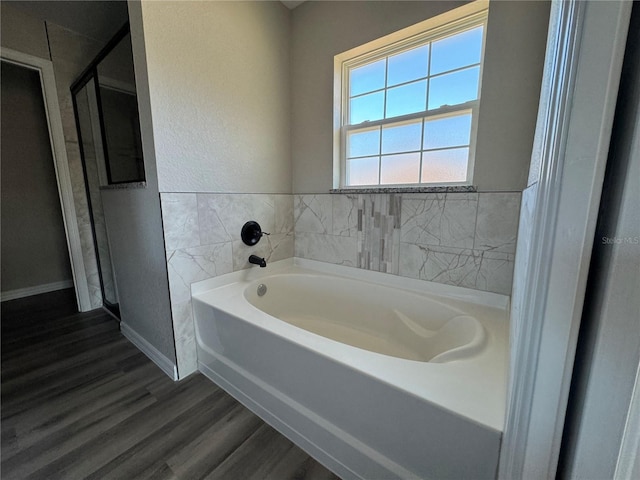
[138,0,291,194]
[291,0,550,193]
[474,0,550,192]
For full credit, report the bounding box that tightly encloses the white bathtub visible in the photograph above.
[192,258,509,480]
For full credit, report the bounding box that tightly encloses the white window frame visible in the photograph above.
[333,1,489,189]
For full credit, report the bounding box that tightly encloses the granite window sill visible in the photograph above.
[330,186,477,194]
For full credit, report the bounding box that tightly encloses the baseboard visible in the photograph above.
[0,280,74,302]
[120,322,178,380]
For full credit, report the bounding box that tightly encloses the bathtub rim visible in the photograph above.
[192,257,510,311]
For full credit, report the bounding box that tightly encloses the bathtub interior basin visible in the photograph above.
[243,274,487,363]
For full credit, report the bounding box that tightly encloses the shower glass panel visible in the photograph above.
[96,33,144,184]
[74,81,119,310]
[71,24,144,319]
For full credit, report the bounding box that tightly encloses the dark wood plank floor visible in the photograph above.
[1,289,340,480]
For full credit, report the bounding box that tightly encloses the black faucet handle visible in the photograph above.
[241,221,269,245]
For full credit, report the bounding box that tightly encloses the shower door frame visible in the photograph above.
[70,23,133,319]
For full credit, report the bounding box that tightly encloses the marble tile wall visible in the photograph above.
[294,192,521,296]
[160,192,294,376]
[507,183,538,396]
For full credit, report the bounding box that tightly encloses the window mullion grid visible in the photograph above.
[379,58,388,185]
[347,61,482,105]
[420,40,432,185]
[346,101,477,131]
[429,62,482,80]
[423,144,469,154]
[377,126,383,186]
[425,41,432,112]
[341,125,348,187]
[419,118,426,184]
[349,148,421,161]
[340,11,487,188]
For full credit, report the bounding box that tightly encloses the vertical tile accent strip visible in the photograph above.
[356,194,402,274]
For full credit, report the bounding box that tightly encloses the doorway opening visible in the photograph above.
[1,60,75,306]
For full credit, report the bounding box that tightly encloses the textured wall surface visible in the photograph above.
[102,187,177,366]
[139,0,291,194]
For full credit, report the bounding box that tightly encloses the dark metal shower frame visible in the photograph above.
[70,22,136,318]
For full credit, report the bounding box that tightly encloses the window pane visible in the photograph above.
[387,45,429,87]
[423,113,472,150]
[386,80,427,118]
[380,153,420,184]
[350,91,384,124]
[431,26,483,75]
[348,128,380,158]
[381,121,422,154]
[350,59,386,97]
[428,66,479,109]
[421,148,469,183]
[348,156,379,185]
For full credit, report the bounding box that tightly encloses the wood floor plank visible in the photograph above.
[10,363,161,449]
[300,459,344,480]
[139,461,180,480]
[1,336,135,395]
[86,388,236,480]
[254,440,311,479]
[25,376,218,480]
[166,402,264,479]
[1,327,122,382]
[1,310,111,351]
[1,289,342,480]
[2,356,160,434]
[1,388,157,480]
[203,423,298,480]
[2,354,144,420]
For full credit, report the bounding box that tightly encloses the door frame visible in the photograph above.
[1,47,92,312]
[499,0,633,478]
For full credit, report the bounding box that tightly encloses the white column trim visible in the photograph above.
[500,0,632,478]
[615,360,640,480]
[0,47,93,312]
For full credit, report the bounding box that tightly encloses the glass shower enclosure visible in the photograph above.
[71,24,145,318]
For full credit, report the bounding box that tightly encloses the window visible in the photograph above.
[335,5,487,188]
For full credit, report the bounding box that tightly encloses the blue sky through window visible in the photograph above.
[345,22,484,185]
